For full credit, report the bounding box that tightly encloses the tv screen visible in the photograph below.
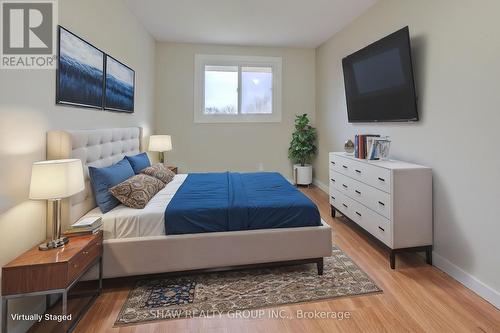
[342,26,418,122]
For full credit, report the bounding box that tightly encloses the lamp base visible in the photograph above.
[39,236,69,251]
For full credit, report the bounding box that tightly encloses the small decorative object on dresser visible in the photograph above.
[149,135,173,164]
[29,159,85,250]
[344,139,355,154]
[288,114,317,185]
[1,232,103,333]
[329,152,432,269]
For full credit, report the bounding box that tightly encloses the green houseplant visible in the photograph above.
[288,114,317,185]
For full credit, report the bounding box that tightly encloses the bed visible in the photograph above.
[47,127,332,279]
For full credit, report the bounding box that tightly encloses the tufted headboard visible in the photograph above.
[47,127,143,234]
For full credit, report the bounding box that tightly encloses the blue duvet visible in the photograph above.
[164,172,321,235]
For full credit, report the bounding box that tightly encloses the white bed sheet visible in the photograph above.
[81,174,187,240]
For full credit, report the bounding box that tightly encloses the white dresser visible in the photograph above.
[329,152,433,268]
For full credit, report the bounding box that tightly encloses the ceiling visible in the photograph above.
[124,0,377,48]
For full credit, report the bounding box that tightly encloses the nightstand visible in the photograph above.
[167,166,178,174]
[1,231,103,333]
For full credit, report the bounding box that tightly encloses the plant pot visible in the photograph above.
[293,164,313,185]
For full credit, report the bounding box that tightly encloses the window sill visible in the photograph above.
[194,113,282,123]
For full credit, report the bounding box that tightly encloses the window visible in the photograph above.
[194,54,282,123]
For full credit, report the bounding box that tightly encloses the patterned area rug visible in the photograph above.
[115,246,381,326]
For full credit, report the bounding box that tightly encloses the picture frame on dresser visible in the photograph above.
[329,152,433,269]
[56,26,105,110]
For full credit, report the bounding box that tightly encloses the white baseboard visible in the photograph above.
[433,252,500,309]
[313,179,329,194]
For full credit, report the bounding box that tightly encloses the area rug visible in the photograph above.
[115,246,381,326]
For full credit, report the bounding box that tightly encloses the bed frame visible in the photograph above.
[46,127,332,279]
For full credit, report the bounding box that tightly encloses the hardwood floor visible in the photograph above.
[30,186,500,333]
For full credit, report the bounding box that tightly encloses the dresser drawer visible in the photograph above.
[330,188,354,220]
[330,154,391,193]
[329,169,350,196]
[363,164,391,193]
[330,154,353,175]
[331,188,392,247]
[68,235,102,282]
[351,202,392,247]
[370,216,392,247]
[330,170,391,219]
[330,189,370,233]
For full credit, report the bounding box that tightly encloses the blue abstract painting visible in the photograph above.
[57,27,104,108]
[104,56,134,112]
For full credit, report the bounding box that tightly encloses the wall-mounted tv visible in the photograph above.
[342,26,418,122]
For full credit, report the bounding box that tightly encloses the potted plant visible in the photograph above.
[288,114,317,185]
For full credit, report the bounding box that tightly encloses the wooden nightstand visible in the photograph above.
[1,231,103,333]
[167,166,178,174]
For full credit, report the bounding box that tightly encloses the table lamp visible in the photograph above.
[148,135,172,164]
[29,159,85,250]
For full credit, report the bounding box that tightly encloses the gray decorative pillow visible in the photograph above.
[141,163,175,185]
[109,174,165,209]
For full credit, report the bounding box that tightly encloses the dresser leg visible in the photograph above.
[425,246,433,265]
[390,251,396,269]
[2,297,7,333]
[330,205,336,218]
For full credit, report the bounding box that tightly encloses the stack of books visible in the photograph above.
[354,134,381,160]
[64,217,102,236]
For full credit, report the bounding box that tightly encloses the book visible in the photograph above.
[362,134,381,160]
[71,217,102,229]
[63,227,101,237]
[354,135,359,158]
[360,135,365,159]
[66,224,101,232]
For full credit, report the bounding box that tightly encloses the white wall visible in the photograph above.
[154,43,315,179]
[0,0,156,331]
[315,0,500,307]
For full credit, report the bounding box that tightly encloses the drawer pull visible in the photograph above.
[83,251,89,255]
[331,161,336,165]
[73,264,79,269]
[342,203,348,208]
[355,211,362,217]
[378,226,385,232]
[355,169,362,174]
[378,201,385,206]
[331,196,335,200]
[342,184,348,189]
[355,190,361,195]
[378,177,386,182]
[342,165,348,169]
[330,178,336,182]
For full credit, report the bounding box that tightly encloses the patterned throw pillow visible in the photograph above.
[109,174,165,209]
[141,163,175,185]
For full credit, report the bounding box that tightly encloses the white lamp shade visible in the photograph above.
[29,159,85,200]
[149,135,172,152]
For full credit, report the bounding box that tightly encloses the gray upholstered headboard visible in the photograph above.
[46,127,143,234]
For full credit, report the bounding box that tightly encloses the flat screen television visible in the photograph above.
[342,26,418,122]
